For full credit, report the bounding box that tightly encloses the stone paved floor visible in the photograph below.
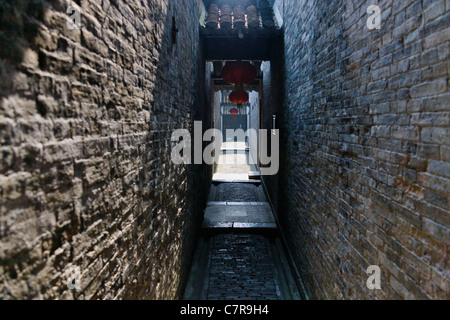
[204,183,275,229]
[185,166,300,300]
[202,203,276,228]
[207,234,279,300]
[216,183,259,202]
[212,149,258,181]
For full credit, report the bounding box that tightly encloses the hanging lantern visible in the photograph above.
[229,89,249,108]
[222,61,257,85]
[230,108,239,116]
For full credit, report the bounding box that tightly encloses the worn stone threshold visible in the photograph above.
[203,202,276,228]
[207,201,267,206]
[212,179,261,184]
[202,221,277,230]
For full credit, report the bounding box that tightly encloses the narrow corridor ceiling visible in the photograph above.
[203,0,275,9]
[201,0,280,37]
[201,0,281,61]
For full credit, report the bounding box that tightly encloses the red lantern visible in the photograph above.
[222,61,257,85]
[230,108,239,116]
[229,90,249,108]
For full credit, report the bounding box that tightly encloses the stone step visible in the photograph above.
[202,202,277,230]
[185,182,301,300]
[208,183,266,202]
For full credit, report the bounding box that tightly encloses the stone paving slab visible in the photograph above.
[206,234,280,300]
[212,173,250,181]
[203,222,234,229]
[212,178,262,184]
[202,203,276,229]
[212,149,258,182]
[233,222,277,229]
[212,182,266,202]
[184,233,301,300]
[215,183,259,202]
[207,202,267,206]
[202,221,278,230]
[186,180,301,300]
[220,142,248,150]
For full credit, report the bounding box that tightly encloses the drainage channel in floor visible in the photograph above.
[184,182,301,300]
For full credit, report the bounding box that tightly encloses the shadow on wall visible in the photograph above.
[0,0,55,94]
[0,0,206,300]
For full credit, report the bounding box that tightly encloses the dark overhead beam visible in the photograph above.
[204,37,273,61]
[203,0,258,8]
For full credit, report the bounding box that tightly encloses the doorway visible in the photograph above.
[212,89,260,182]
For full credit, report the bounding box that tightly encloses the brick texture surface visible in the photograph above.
[269,0,449,299]
[0,0,208,299]
[216,183,259,202]
[207,234,278,300]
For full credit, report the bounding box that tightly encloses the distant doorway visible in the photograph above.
[220,91,248,143]
[212,90,260,182]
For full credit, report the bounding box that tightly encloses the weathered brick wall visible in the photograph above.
[276,0,449,299]
[0,0,207,299]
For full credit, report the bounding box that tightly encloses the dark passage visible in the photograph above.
[184,180,301,300]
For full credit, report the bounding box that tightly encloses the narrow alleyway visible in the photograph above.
[184,148,301,300]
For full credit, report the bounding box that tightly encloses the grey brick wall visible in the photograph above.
[0,0,208,299]
[275,0,449,299]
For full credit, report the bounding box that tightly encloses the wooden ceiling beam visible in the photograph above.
[204,37,274,61]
